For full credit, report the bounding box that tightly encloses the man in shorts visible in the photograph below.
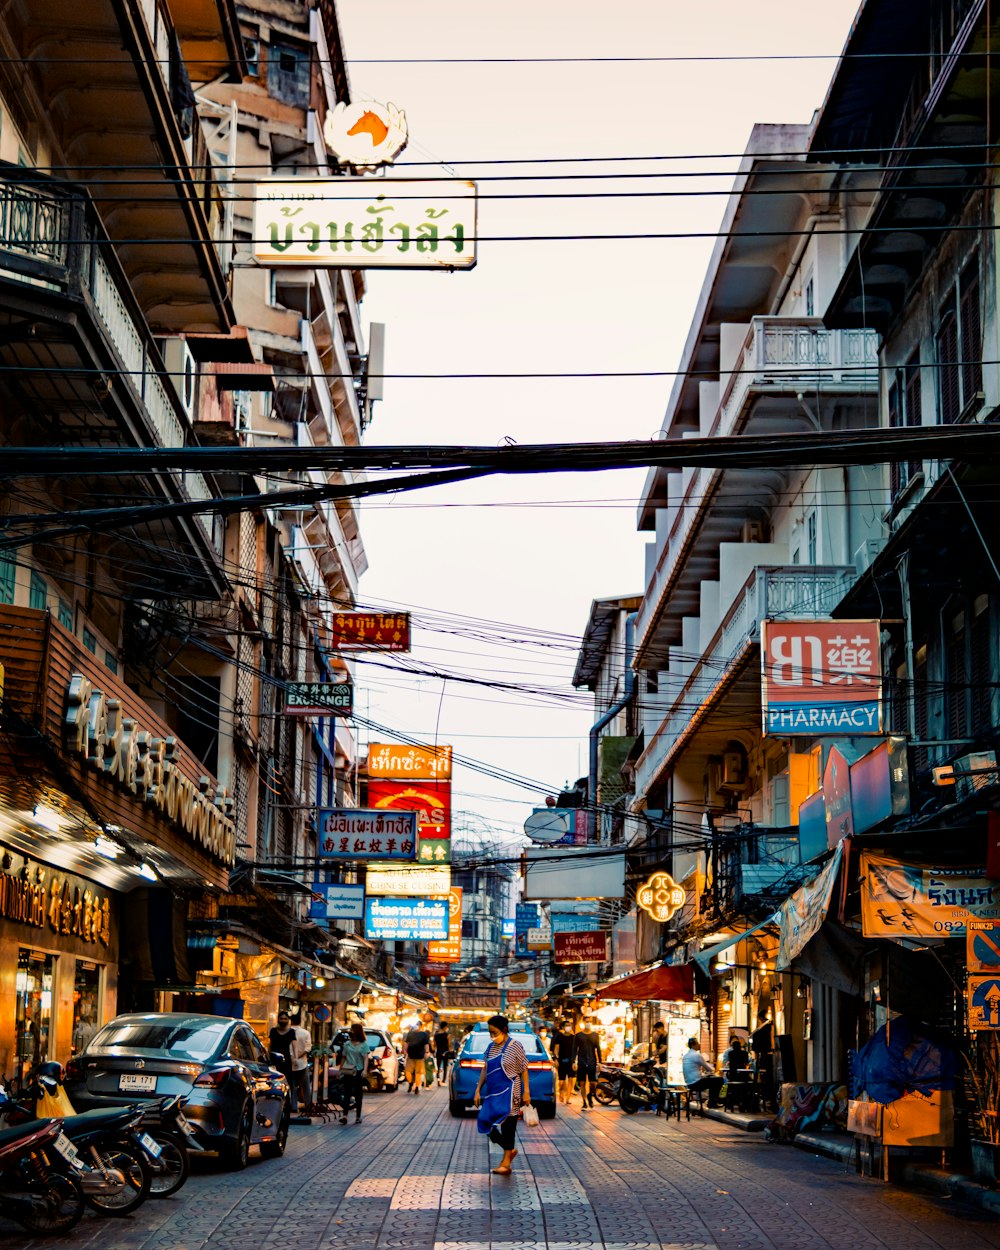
[551,1020,576,1104]
[573,1018,602,1110]
[404,1022,432,1093]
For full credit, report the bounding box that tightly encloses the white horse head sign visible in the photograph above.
[324,100,408,169]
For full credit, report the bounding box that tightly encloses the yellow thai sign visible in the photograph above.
[253,179,478,269]
[367,743,452,781]
[860,851,1000,937]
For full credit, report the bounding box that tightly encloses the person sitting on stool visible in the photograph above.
[682,1037,724,1109]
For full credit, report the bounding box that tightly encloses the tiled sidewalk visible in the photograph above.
[9,1084,1000,1250]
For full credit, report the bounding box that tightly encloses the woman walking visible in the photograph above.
[338,1022,372,1125]
[473,1015,531,1175]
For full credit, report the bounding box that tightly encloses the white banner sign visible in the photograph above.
[253,179,478,269]
[365,865,451,896]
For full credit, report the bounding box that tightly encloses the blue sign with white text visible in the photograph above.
[364,896,449,941]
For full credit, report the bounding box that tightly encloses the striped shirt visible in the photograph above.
[487,1038,528,1114]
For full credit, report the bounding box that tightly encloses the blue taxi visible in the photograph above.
[447,1021,556,1119]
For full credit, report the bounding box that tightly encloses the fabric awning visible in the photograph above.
[595,963,695,1002]
[692,915,780,974]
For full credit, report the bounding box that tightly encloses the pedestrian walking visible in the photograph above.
[337,1021,373,1124]
[289,1017,313,1112]
[473,1014,531,1176]
[434,1021,451,1086]
[551,1020,576,1104]
[573,1019,602,1110]
[404,1021,432,1093]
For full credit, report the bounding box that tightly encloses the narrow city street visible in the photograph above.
[9,1085,1000,1250]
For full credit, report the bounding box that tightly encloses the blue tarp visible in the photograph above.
[850,1018,956,1105]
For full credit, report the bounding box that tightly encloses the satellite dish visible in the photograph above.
[524,808,571,843]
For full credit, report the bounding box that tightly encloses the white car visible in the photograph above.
[332,1028,399,1091]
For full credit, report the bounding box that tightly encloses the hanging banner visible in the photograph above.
[253,178,478,270]
[309,883,365,921]
[776,843,843,969]
[316,809,418,860]
[367,743,452,781]
[366,865,451,896]
[553,930,609,964]
[326,612,411,652]
[367,779,451,840]
[428,887,463,962]
[860,851,1000,937]
[761,619,882,736]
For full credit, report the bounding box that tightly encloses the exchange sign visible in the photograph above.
[284,681,353,717]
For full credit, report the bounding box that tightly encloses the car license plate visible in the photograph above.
[175,1113,196,1137]
[53,1132,80,1165]
[138,1132,162,1158]
[119,1074,157,1092]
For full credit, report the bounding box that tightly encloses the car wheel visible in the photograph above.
[260,1102,290,1160]
[535,1100,556,1120]
[449,1099,466,1118]
[224,1102,253,1170]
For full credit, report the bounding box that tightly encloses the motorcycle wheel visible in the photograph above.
[618,1089,643,1114]
[146,1131,190,1198]
[12,1173,84,1235]
[594,1081,618,1106]
[85,1141,151,1215]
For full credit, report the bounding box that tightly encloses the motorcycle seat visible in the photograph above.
[0,1118,58,1146]
[61,1109,138,1133]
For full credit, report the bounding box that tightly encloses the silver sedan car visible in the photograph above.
[64,1012,291,1169]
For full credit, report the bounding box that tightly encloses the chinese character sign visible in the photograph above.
[316,809,418,860]
[860,851,1000,937]
[761,620,882,736]
[327,612,411,652]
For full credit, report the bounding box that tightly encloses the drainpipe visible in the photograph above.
[589,612,636,847]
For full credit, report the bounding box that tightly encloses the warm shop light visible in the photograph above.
[33,805,64,833]
[314,977,327,988]
[636,871,686,923]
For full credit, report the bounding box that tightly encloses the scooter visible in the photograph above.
[0,1081,153,1216]
[616,1057,668,1115]
[0,1117,85,1234]
[593,1062,625,1106]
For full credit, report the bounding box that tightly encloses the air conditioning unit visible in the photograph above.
[232,389,252,431]
[158,337,198,422]
[854,538,883,576]
[741,519,766,543]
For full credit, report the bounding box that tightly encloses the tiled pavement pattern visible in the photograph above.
[8,1085,1000,1250]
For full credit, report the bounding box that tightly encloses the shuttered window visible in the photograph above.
[971,596,993,731]
[936,305,961,424]
[0,556,14,605]
[959,256,983,407]
[936,251,982,424]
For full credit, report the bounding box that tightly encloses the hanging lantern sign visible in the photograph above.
[636,872,686,924]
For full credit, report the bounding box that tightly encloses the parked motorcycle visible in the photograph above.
[0,1117,85,1234]
[616,1057,668,1115]
[0,1078,153,1216]
[133,1093,201,1198]
[593,1062,624,1106]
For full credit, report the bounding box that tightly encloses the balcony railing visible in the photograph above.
[0,166,220,554]
[636,565,855,797]
[717,317,879,438]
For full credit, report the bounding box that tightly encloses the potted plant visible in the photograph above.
[964,1034,1000,1183]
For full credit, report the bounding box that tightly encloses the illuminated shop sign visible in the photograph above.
[367,743,452,781]
[761,620,882,736]
[636,872,687,923]
[0,852,111,947]
[364,896,449,941]
[64,675,237,867]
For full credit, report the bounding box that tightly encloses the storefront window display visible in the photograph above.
[15,949,54,1082]
[72,960,102,1054]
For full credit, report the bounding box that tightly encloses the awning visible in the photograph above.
[595,963,695,1003]
[692,915,780,975]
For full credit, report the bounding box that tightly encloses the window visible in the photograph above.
[104,651,118,675]
[804,277,814,317]
[58,600,73,631]
[806,512,817,565]
[82,627,97,654]
[936,253,982,423]
[888,351,922,499]
[971,595,993,732]
[0,555,15,605]
[29,571,47,611]
[268,39,310,108]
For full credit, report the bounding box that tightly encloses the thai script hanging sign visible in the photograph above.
[367,742,452,781]
[761,619,882,736]
[253,179,477,269]
[64,674,237,867]
[553,929,609,964]
[860,851,1000,937]
[364,896,449,941]
[327,612,411,652]
[316,808,418,860]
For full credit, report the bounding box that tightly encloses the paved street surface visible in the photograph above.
[8,1085,1000,1250]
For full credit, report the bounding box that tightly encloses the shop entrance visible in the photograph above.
[15,949,54,1083]
[72,960,102,1054]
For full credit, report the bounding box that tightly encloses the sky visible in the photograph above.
[335,0,863,850]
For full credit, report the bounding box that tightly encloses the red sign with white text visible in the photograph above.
[553,930,609,964]
[368,779,451,840]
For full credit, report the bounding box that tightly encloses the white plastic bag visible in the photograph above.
[522,1103,539,1128]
